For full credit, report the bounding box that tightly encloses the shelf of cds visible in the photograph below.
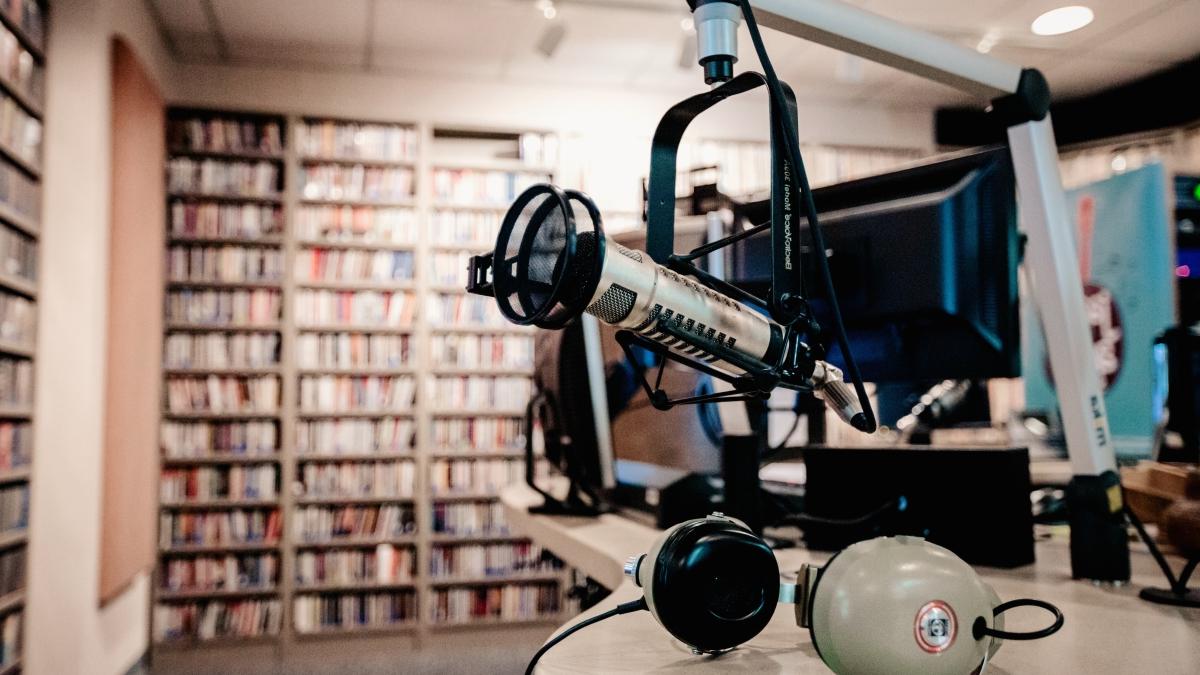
[0,2,42,670]
[156,112,572,651]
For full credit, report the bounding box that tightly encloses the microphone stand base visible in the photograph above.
[1138,586,1200,608]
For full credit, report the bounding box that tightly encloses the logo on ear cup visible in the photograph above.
[914,600,957,653]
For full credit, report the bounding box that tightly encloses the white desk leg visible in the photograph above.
[1008,116,1129,581]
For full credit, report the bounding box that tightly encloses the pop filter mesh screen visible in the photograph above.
[500,190,569,321]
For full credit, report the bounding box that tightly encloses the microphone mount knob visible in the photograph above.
[624,554,645,585]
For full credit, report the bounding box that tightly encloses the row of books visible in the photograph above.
[429,542,559,579]
[296,418,415,457]
[0,483,24,532]
[160,553,278,594]
[0,223,34,280]
[296,248,414,283]
[292,505,416,543]
[167,158,280,198]
[425,292,509,328]
[0,611,18,668]
[0,291,33,345]
[295,205,417,244]
[164,375,281,415]
[166,289,281,326]
[168,116,284,156]
[159,509,282,549]
[295,544,415,586]
[430,334,533,370]
[164,332,280,371]
[429,209,502,247]
[296,333,409,370]
[429,458,524,496]
[428,250,477,286]
[153,599,281,643]
[431,168,546,207]
[169,202,283,241]
[429,417,524,453]
[0,546,23,594]
[431,500,509,536]
[430,583,559,625]
[296,121,417,162]
[0,421,29,471]
[0,20,41,109]
[160,465,278,503]
[300,165,414,204]
[161,421,279,460]
[298,375,415,413]
[298,460,416,499]
[167,245,284,284]
[292,591,416,634]
[0,158,38,222]
[295,289,415,327]
[427,375,533,409]
[0,357,30,407]
[3,0,43,50]
[0,93,39,167]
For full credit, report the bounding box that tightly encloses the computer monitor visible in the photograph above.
[729,147,1021,383]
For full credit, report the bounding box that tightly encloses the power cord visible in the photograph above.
[737,0,878,433]
[524,598,649,675]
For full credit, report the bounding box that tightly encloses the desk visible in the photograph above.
[502,483,1200,674]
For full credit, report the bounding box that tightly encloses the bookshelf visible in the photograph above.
[156,108,288,648]
[155,112,572,653]
[0,1,44,671]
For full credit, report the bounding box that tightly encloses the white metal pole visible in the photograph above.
[1008,117,1116,475]
[750,0,1022,98]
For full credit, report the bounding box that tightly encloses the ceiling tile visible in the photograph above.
[212,0,370,49]
[1087,0,1200,61]
[153,0,1198,107]
[1046,55,1180,98]
[150,0,209,34]
[171,33,223,63]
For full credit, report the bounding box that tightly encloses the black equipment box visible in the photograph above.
[801,445,1034,568]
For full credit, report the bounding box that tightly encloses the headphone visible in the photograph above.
[624,513,1064,673]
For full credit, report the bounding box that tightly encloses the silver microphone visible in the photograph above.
[466,184,870,432]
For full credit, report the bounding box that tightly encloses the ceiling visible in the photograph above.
[147,0,1200,107]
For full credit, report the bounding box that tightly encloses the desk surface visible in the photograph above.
[502,483,1200,675]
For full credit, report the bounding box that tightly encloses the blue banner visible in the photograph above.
[1023,163,1174,459]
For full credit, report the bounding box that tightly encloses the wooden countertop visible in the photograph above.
[502,482,1200,675]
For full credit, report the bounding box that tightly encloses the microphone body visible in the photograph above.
[582,238,783,373]
[466,183,870,432]
[573,235,868,431]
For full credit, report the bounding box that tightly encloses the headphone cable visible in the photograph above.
[524,597,648,675]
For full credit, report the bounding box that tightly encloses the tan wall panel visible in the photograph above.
[100,37,164,604]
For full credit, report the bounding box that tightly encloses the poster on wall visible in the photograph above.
[1023,162,1175,459]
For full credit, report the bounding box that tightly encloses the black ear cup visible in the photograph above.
[649,518,779,653]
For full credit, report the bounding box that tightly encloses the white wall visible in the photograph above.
[26,1,175,674]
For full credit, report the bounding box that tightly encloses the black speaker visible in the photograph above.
[801,445,1035,568]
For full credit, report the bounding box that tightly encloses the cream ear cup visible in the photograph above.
[807,536,1001,675]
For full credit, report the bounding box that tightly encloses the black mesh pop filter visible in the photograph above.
[493,184,606,329]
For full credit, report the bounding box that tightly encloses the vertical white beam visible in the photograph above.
[1008,117,1115,475]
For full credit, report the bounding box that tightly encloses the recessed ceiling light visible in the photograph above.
[1031,6,1094,36]
[680,17,695,32]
